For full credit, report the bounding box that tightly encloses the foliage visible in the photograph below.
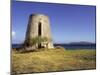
[29,36,52,48]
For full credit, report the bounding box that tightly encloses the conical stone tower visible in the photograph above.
[24,14,54,49]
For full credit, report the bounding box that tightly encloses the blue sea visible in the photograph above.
[12,44,96,50]
[54,44,96,50]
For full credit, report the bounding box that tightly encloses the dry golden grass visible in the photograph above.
[12,49,96,74]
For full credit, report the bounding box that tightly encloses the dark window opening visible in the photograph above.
[38,22,42,48]
[38,22,41,36]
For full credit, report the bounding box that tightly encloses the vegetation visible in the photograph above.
[12,49,96,74]
[29,36,51,48]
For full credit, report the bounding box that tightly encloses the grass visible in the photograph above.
[12,48,96,74]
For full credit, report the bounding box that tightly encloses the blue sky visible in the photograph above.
[12,1,96,44]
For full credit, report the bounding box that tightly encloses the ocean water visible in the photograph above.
[54,44,96,50]
[12,44,96,50]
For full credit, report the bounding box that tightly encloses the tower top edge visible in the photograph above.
[30,14,49,17]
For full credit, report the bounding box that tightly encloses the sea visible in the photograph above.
[12,43,96,50]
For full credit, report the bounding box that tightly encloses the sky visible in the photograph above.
[12,1,96,44]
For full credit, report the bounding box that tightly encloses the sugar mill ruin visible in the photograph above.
[24,14,54,49]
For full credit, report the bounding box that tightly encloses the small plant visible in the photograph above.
[30,36,52,48]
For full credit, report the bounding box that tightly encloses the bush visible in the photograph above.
[55,46,65,50]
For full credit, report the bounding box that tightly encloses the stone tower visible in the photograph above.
[24,14,54,49]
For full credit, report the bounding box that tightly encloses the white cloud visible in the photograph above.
[12,31,16,37]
